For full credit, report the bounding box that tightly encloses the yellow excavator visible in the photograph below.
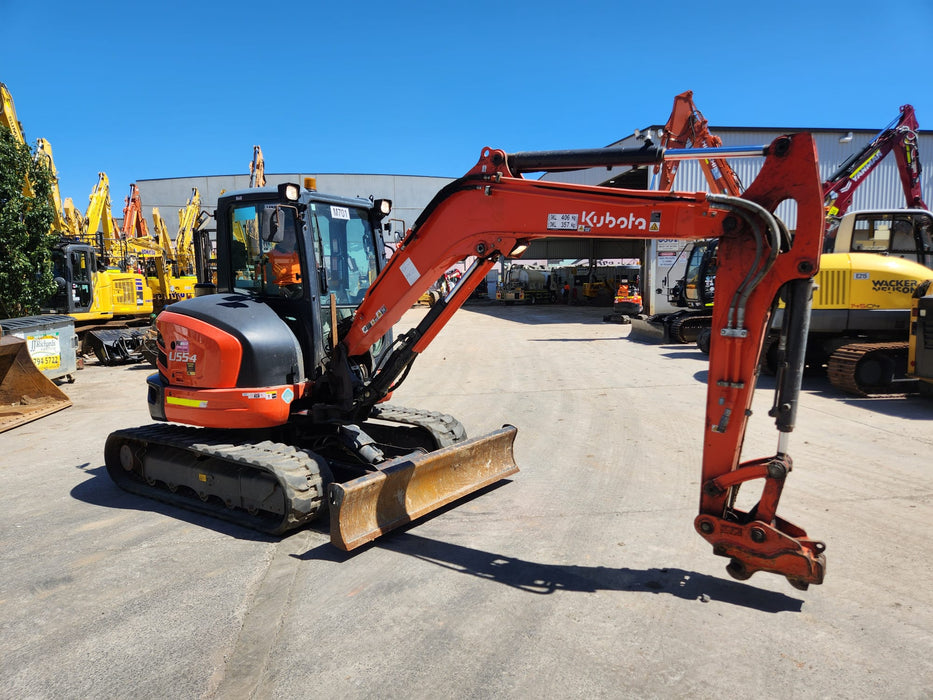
[0,83,72,430]
[41,167,152,320]
[122,183,198,311]
[28,160,155,364]
[773,108,932,395]
[632,95,933,394]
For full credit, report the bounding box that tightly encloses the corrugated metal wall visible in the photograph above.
[656,128,932,228]
[136,172,454,244]
[540,124,932,314]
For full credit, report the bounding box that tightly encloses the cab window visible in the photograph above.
[229,203,304,299]
[308,203,379,306]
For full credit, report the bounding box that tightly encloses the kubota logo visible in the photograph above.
[580,211,648,230]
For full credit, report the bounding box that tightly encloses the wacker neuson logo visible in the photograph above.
[869,278,919,294]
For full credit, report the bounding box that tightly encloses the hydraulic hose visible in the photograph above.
[707,194,782,332]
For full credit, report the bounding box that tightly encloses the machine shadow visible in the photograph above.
[527,337,607,343]
[70,464,280,542]
[300,531,803,614]
[458,303,612,326]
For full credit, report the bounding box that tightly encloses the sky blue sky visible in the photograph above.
[3,0,932,208]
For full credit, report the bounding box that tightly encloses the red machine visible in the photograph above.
[654,89,744,197]
[106,133,827,589]
[822,104,926,247]
[121,183,151,240]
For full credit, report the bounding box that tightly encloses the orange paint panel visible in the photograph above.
[157,311,242,388]
[163,385,295,428]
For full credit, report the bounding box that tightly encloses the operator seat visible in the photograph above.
[891,220,914,254]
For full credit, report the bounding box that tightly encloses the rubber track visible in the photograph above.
[826,342,909,397]
[670,313,712,344]
[369,404,467,447]
[105,424,327,535]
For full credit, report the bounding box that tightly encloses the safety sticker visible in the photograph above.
[400,257,420,286]
[547,213,578,230]
[282,388,294,403]
[166,396,208,408]
[649,212,661,232]
[331,206,351,220]
[361,305,387,334]
[242,390,278,400]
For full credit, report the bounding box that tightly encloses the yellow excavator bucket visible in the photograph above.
[0,335,72,433]
[329,425,519,550]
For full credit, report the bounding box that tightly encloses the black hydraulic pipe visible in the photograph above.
[502,144,769,175]
[769,278,814,434]
[503,145,664,174]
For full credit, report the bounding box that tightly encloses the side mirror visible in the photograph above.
[260,205,284,243]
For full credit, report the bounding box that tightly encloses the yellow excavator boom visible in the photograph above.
[0,81,27,145]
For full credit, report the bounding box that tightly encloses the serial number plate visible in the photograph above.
[547,213,578,230]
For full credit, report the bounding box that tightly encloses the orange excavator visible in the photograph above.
[106,133,827,589]
[630,90,744,341]
[652,90,744,196]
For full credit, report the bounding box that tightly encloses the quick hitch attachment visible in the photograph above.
[695,454,826,590]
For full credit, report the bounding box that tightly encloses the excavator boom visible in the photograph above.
[824,104,927,244]
[0,81,27,145]
[654,90,744,197]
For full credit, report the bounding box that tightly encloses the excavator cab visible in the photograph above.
[43,243,98,316]
[681,240,717,308]
[216,185,388,378]
[841,210,933,268]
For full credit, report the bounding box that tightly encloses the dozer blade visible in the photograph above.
[628,315,672,343]
[329,425,519,551]
[0,335,71,433]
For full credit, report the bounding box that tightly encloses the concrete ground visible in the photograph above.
[1,304,931,699]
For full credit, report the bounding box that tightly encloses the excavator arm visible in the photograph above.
[34,138,70,236]
[122,183,151,240]
[150,209,177,259]
[823,104,926,243]
[173,188,202,275]
[83,172,125,263]
[0,81,27,145]
[249,145,266,188]
[338,133,826,588]
[654,90,744,197]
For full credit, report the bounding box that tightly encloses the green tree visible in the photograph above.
[0,124,57,318]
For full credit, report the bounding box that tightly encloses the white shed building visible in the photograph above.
[133,123,930,314]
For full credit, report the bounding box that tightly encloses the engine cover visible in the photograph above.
[157,294,304,389]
